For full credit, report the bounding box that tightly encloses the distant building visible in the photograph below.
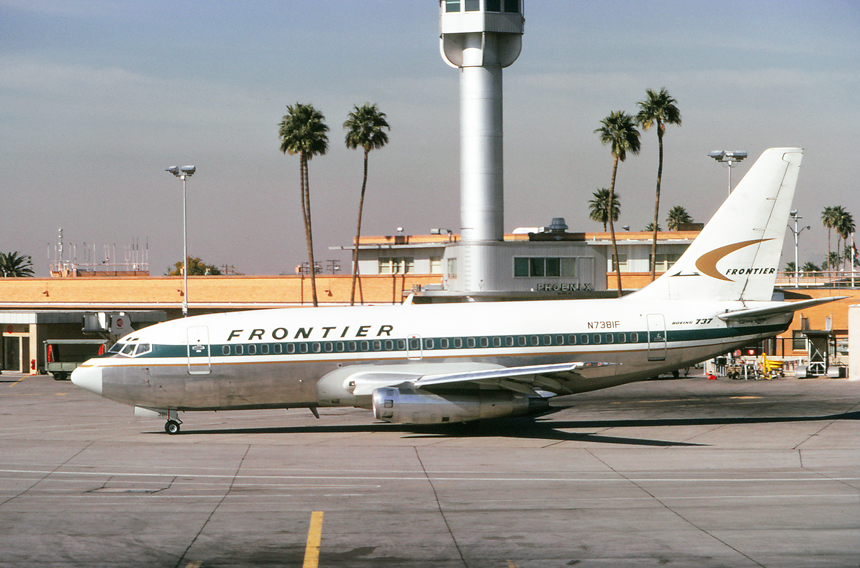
[333,219,700,299]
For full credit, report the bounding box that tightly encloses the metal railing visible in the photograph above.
[775,270,860,288]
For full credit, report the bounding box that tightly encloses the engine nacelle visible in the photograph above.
[372,386,547,424]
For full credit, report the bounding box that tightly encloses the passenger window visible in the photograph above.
[480,337,489,348]
[235,345,244,355]
[568,335,577,345]
[222,345,230,356]
[274,344,282,354]
[261,344,269,355]
[505,337,514,347]
[493,337,502,347]
[467,338,476,348]
[580,335,589,345]
[248,344,256,355]
[454,338,463,348]
[439,338,449,349]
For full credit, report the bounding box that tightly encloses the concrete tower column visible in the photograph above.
[440,1,524,293]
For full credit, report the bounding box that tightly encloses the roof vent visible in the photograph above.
[546,218,568,233]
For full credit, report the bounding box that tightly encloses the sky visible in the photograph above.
[2,0,859,277]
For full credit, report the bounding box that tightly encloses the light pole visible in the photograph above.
[708,151,748,196]
[788,210,810,287]
[166,165,196,317]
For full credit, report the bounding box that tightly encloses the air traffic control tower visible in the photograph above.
[440,0,524,294]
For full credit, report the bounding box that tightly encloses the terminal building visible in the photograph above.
[336,219,699,299]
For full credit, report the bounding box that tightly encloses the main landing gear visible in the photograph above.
[164,409,182,435]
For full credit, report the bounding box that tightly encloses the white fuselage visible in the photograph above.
[73,297,790,412]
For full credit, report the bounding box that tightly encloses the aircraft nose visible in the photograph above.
[71,364,103,396]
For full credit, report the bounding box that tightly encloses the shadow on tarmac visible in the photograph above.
[146,410,860,447]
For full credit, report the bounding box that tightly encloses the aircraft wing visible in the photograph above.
[718,296,847,322]
[348,361,615,398]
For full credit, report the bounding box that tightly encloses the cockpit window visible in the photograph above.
[120,343,136,356]
[108,343,123,354]
[134,343,152,357]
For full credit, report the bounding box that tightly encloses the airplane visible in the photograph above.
[72,147,841,434]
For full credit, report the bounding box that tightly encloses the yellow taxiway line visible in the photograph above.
[303,511,324,568]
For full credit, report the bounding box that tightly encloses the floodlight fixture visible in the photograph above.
[708,150,747,196]
[166,165,195,178]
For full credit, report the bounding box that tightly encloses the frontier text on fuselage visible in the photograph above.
[226,325,395,342]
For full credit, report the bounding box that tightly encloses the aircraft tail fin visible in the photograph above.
[631,147,803,302]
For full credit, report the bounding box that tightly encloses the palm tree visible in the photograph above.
[666,205,692,231]
[595,110,640,296]
[0,251,34,277]
[821,206,837,272]
[833,208,855,271]
[279,103,329,306]
[343,103,390,306]
[588,188,620,232]
[801,261,821,273]
[636,88,681,281]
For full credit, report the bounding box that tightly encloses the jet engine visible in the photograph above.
[372,386,548,424]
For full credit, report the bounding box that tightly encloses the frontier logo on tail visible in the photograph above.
[695,238,775,281]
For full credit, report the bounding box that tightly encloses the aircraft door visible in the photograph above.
[646,314,667,361]
[187,326,211,375]
[407,335,423,360]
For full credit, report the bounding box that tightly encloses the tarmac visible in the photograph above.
[0,371,858,567]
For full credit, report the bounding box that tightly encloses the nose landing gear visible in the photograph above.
[164,409,182,435]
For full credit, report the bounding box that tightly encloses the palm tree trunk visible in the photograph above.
[837,235,842,273]
[650,126,664,281]
[350,149,369,306]
[301,153,318,306]
[609,156,622,297]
